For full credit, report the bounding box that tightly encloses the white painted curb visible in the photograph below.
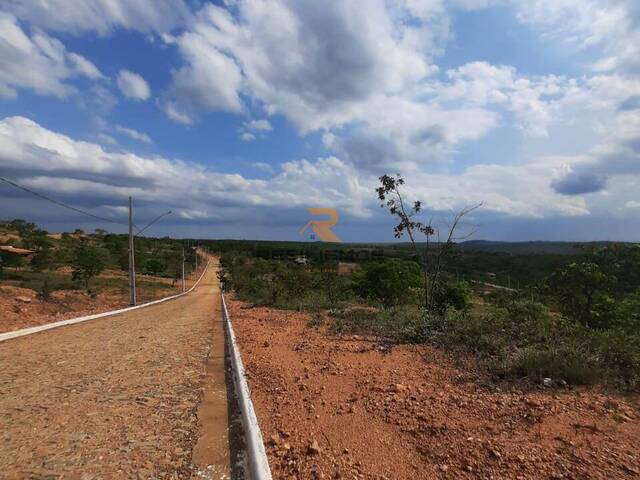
[0,260,210,343]
[221,292,273,480]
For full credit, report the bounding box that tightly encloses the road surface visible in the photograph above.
[0,258,232,479]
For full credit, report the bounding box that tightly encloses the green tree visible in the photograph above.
[30,234,53,271]
[547,262,613,328]
[144,258,165,276]
[354,259,422,308]
[71,242,108,291]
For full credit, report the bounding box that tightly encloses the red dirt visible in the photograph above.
[0,261,231,478]
[0,266,205,334]
[229,299,640,480]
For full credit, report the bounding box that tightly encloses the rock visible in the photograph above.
[308,439,321,455]
[543,378,553,387]
[393,384,407,393]
[603,399,618,410]
[268,433,281,446]
[15,296,32,303]
[525,398,541,408]
[439,465,448,472]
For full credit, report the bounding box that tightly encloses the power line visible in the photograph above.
[0,175,127,226]
[137,210,172,236]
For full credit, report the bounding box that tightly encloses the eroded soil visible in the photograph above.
[229,299,640,480]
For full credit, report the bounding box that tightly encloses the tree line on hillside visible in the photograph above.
[219,175,639,390]
[0,219,197,292]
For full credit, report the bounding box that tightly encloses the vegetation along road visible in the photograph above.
[0,258,233,479]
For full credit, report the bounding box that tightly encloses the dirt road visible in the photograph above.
[0,259,232,479]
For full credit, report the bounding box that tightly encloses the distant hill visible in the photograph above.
[457,240,630,255]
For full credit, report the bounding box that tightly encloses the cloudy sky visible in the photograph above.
[1,0,640,241]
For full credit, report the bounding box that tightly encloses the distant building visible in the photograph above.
[0,245,34,271]
[294,255,309,265]
[0,245,34,256]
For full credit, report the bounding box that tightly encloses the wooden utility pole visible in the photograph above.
[128,196,137,306]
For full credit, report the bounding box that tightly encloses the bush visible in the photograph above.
[353,259,422,308]
[37,275,52,301]
[222,255,357,311]
[591,329,640,388]
[432,279,472,314]
[330,305,425,343]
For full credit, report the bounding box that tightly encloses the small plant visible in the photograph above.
[37,275,52,301]
[307,312,325,328]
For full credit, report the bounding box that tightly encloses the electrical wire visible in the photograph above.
[0,175,127,225]
[1,175,173,237]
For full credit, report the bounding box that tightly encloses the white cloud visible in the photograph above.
[514,0,640,75]
[238,119,273,141]
[117,69,150,101]
[162,1,438,130]
[6,0,192,35]
[239,132,256,142]
[115,125,152,144]
[3,115,628,225]
[430,62,575,137]
[67,52,103,79]
[0,12,103,98]
[251,161,274,173]
[244,119,272,132]
[96,133,117,145]
[0,116,372,218]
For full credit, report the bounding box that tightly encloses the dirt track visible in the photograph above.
[229,299,640,480]
[0,259,231,479]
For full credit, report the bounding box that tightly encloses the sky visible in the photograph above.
[1,0,640,242]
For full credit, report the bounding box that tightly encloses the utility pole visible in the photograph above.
[128,196,137,306]
[195,248,198,271]
[182,247,186,292]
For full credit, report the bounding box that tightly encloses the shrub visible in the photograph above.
[37,275,52,301]
[432,279,472,314]
[591,329,640,388]
[330,305,425,343]
[353,259,422,308]
[503,347,600,385]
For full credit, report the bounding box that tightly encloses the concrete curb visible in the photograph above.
[0,260,210,343]
[221,292,273,480]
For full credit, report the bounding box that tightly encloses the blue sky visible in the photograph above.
[1,0,640,242]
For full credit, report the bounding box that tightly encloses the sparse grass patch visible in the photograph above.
[330,305,425,343]
[500,348,601,385]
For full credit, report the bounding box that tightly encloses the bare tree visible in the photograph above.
[377,174,481,314]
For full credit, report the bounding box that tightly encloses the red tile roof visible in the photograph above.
[0,245,34,255]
